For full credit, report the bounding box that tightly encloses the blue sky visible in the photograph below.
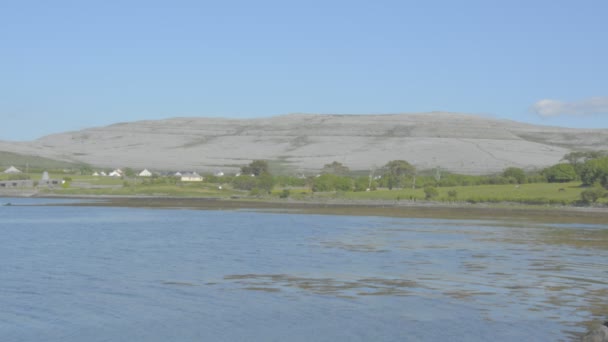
[1,0,607,140]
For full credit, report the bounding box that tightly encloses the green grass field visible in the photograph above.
[319,182,592,205]
[0,171,235,197]
[3,168,603,206]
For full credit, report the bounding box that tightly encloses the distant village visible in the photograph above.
[0,166,62,189]
[0,164,235,190]
[90,168,206,182]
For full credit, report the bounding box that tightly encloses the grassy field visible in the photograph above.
[3,169,603,206]
[312,182,595,205]
[43,186,233,197]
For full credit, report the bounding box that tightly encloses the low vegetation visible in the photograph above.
[3,152,608,207]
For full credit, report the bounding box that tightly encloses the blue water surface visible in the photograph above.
[1,200,606,341]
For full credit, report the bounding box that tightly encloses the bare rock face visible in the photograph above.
[1,112,607,174]
[582,322,608,342]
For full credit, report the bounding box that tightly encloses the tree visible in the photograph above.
[123,167,135,177]
[563,151,608,177]
[321,161,350,175]
[579,157,608,187]
[543,163,577,183]
[79,164,93,175]
[382,160,415,189]
[241,160,270,176]
[563,151,607,165]
[502,167,526,184]
[256,172,275,194]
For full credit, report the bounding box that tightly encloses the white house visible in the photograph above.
[138,169,152,177]
[214,171,224,177]
[181,172,203,182]
[109,169,123,177]
[92,171,100,176]
[3,166,22,174]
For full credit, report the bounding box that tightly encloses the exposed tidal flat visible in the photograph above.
[1,198,607,341]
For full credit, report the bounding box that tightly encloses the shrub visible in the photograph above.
[312,174,352,192]
[354,176,371,192]
[249,188,264,197]
[279,189,290,198]
[447,190,458,201]
[424,186,439,200]
[232,176,258,191]
[580,185,607,204]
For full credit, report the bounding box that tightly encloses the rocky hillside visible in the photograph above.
[1,112,607,174]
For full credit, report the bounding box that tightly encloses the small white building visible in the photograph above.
[181,172,203,182]
[214,171,224,177]
[109,169,123,177]
[138,169,152,177]
[92,171,100,176]
[3,166,22,174]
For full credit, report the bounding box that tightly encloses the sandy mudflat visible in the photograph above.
[28,195,608,224]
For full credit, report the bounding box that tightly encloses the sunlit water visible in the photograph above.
[1,198,606,341]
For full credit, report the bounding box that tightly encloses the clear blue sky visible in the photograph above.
[1,0,607,140]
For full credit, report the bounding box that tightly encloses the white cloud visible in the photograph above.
[531,96,608,117]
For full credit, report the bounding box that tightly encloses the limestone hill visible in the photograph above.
[1,113,607,174]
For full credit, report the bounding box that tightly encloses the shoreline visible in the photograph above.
[6,193,608,224]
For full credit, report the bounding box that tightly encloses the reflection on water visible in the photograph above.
[0,204,606,341]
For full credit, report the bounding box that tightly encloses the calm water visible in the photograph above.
[1,198,607,341]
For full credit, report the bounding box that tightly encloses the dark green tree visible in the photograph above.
[321,161,350,175]
[543,163,577,183]
[241,160,270,176]
[382,160,415,189]
[123,168,136,177]
[563,151,608,177]
[579,157,608,187]
[502,167,526,184]
[79,164,93,175]
[256,172,275,194]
